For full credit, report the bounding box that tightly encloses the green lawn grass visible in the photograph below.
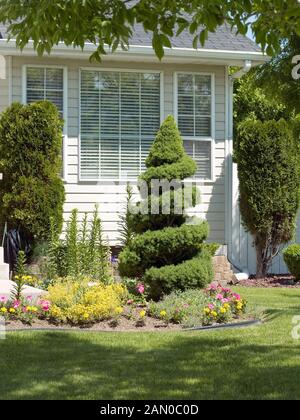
[1,287,300,400]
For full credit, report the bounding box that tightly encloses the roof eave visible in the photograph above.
[0,39,270,66]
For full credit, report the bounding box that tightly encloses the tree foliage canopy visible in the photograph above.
[254,35,300,114]
[0,0,300,60]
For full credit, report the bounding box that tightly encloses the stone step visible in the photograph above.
[0,264,9,280]
[0,280,45,300]
[0,247,10,280]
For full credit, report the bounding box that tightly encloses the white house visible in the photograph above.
[0,23,280,275]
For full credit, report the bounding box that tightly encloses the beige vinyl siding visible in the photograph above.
[11,56,226,245]
[0,56,9,113]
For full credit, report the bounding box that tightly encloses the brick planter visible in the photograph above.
[212,255,235,285]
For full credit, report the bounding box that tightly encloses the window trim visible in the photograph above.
[22,64,68,181]
[173,71,215,182]
[78,67,164,182]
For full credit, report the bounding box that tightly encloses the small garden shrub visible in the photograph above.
[119,116,212,298]
[149,284,247,328]
[47,277,127,325]
[283,244,300,281]
[144,252,213,300]
[0,101,65,243]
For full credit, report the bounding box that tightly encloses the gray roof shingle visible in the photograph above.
[0,22,261,52]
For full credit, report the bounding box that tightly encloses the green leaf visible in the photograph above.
[152,33,164,60]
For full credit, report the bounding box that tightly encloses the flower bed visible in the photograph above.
[0,295,50,324]
[1,280,253,331]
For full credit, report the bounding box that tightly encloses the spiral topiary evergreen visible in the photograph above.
[119,115,213,299]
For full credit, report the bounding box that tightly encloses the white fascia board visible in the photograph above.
[0,39,270,66]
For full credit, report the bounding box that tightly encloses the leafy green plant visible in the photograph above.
[283,244,300,281]
[119,116,213,299]
[43,206,112,283]
[199,242,220,256]
[235,118,300,278]
[118,183,135,247]
[0,101,65,244]
[65,209,79,277]
[11,251,27,301]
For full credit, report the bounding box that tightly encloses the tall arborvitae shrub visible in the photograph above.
[118,116,213,299]
[0,101,65,243]
[235,118,300,278]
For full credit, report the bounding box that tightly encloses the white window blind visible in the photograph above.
[26,67,64,115]
[177,73,213,180]
[80,70,161,180]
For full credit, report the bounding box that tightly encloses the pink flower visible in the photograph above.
[233,293,241,301]
[26,296,33,302]
[0,296,7,303]
[207,284,217,291]
[222,287,232,294]
[127,299,134,305]
[216,294,224,300]
[13,300,21,309]
[136,283,145,294]
[208,304,215,310]
[40,300,51,311]
[221,298,230,304]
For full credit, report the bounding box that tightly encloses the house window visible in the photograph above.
[176,73,214,180]
[80,70,161,180]
[25,67,64,116]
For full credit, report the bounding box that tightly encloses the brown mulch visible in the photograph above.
[237,274,300,288]
[5,317,182,332]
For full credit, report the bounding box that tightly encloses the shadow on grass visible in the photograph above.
[1,330,300,400]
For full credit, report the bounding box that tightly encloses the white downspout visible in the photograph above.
[227,60,252,280]
[231,60,252,79]
[0,54,6,79]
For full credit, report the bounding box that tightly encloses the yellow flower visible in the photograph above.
[0,307,7,313]
[26,306,37,312]
[224,303,230,310]
[220,308,227,314]
[9,308,16,314]
[211,311,218,318]
[140,310,146,318]
[14,275,20,280]
[115,306,123,315]
[160,310,167,318]
[236,304,243,311]
[204,308,211,315]
[83,313,90,320]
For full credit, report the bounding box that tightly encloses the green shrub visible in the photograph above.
[144,253,213,300]
[119,222,209,277]
[0,101,65,243]
[119,116,212,298]
[283,244,300,281]
[235,118,300,278]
